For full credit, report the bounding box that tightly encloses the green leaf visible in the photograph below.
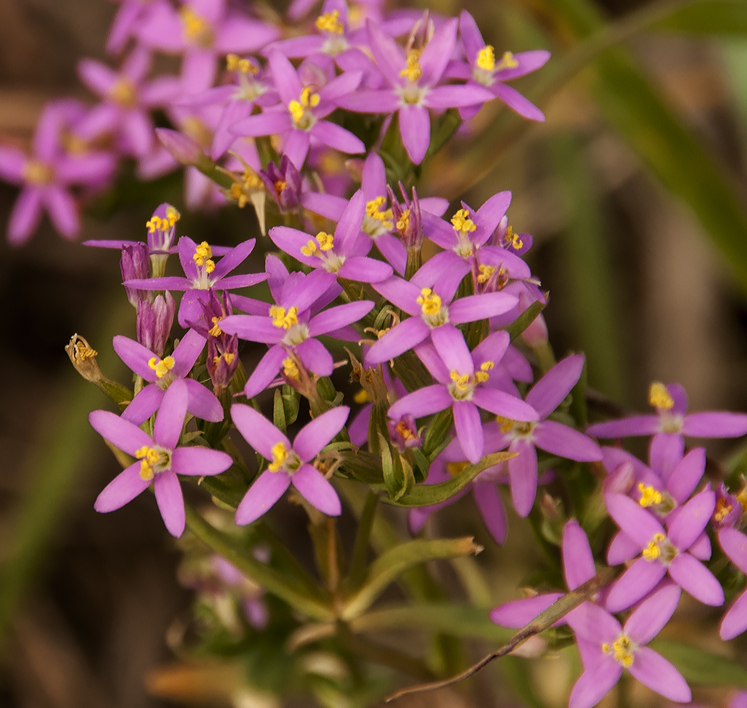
[380,451,516,507]
[273,388,287,432]
[422,408,454,458]
[650,640,747,687]
[341,537,483,620]
[349,603,513,643]
[506,301,546,342]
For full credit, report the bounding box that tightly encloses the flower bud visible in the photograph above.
[137,292,175,358]
[713,482,742,529]
[120,243,150,307]
[155,127,204,167]
[146,203,180,277]
[260,156,302,213]
[388,414,422,452]
[388,183,424,252]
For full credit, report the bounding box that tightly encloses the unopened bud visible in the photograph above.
[156,128,204,167]
[137,292,175,357]
[65,334,132,406]
[121,243,150,307]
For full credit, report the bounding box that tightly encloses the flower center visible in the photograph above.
[288,86,320,130]
[503,226,523,251]
[602,635,635,668]
[649,381,674,410]
[496,416,534,438]
[301,232,345,272]
[642,532,677,564]
[316,9,344,34]
[108,77,138,108]
[416,288,448,327]
[477,264,496,284]
[209,316,224,337]
[23,160,54,186]
[180,6,214,48]
[226,53,257,75]
[364,196,394,236]
[135,445,171,481]
[476,45,495,71]
[148,355,175,379]
[268,442,301,473]
[715,497,734,522]
[638,483,662,508]
[269,305,299,330]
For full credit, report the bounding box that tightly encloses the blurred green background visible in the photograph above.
[3,0,747,706]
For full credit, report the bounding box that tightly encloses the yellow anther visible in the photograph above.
[496,51,519,70]
[165,205,180,225]
[638,483,663,508]
[354,389,370,404]
[495,415,515,434]
[230,182,247,207]
[416,288,442,317]
[209,316,224,337]
[273,179,287,196]
[602,643,611,654]
[476,45,495,72]
[504,225,523,250]
[316,231,334,250]
[449,370,471,392]
[135,445,163,481]
[451,208,477,235]
[193,241,212,266]
[612,636,634,667]
[446,461,468,477]
[649,382,674,410]
[477,264,497,284]
[473,361,494,384]
[226,53,256,73]
[300,86,320,108]
[269,442,289,472]
[213,352,235,367]
[643,533,666,561]
[301,239,318,256]
[108,78,138,108]
[288,99,304,124]
[400,48,422,82]
[180,6,213,46]
[148,355,175,379]
[76,341,98,360]
[316,9,344,34]
[282,357,300,380]
[269,305,299,330]
[715,497,734,522]
[22,160,54,186]
[396,209,410,231]
[365,197,394,229]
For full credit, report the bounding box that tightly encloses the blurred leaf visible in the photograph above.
[349,603,513,643]
[380,451,516,507]
[507,301,546,343]
[341,537,483,619]
[651,1,747,35]
[651,640,747,687]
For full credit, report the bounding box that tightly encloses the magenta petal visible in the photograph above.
[231,404,288,460]
[172,328,207,375]
[720,527,747,574]
[293,406,349,462]
[667,488,715,551]
[399,105,430,165]
[89,410,152,455]
[342,89,399,113]
[624,584,681,644]
[211,238,255,279]
[650,432,684,481]
[508,438,537,517]
[569,661,622,708]
[236,470,290,525]
[605,493,664,548]
[388,385,452,421]
[458,10,484,62]
[366,317,430,365]
[720,589,747,640]
[267,49,303,105]
[688,532,711,560]
[244,345,287,399]
[8,188,43,245]
[44,187,79,238]
[526,354,584,418]
[312,120,365,155]
[627,647,691,703]
[430,324,473,374]
[453,401,483,464]
[533,421,602,461]
[587,415,659,439]
[291,464,342,516]
[562,520,596,590]
[94,461,151,513]
[366,19,405,86]
[682,411,747,438]
[154,469,185,537]
[309,301,373,336]
[171,446,232,476]
[78,58,117,95]
[372,277,422,315]
[296,338,334,376]
[338,256,393,283]
[450,291,518,324]
[282,129,310,169]
[220,315,281,344]
[668,552,724,606]
[665,447,705,502]
[122,384,163,424]
[605,557,667,613]
[153,379,188,450]
[490,594,562,628]
[183,379,223,422]
[425,84,493,109]
[473,481,507,544]
[232,110,292,138]
[472,388,537,422]
[607,531,641,565]
[113,335,157,380]
[492,83,545,122]
[567,602,622,644]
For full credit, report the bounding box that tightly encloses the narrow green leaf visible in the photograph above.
[273,388,287,432]
[341,537,483,620]
[506,301,546,343]
[380,451,516,507]
[650,640,747,687]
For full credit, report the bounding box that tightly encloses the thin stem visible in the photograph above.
[385,565,620,702]
[347,490,380,590]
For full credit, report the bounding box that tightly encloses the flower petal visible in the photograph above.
[563,520,596,590]
[453,401,483,464]
[533,421,602,461]
[667,488,715,551]
[388,385,452,421]
[473,481,507,544]
[235,470,291,525]
[720,589,747,640]
[569,660,622,708]
[490,594,562,628]
[94,461,151,513]
[294,406,349,462]
[153,378,188,450]
[668,552,724,606]
[508,438,537,517]
[171,446,233,476]
[624,584,681,644]
[627,647,691,703]
[121,384,163,424]
[291,464,342,516]
[526,354,584,418]
[605,557,667,613]
[231,404,288,460]
[89,410,152,455]
[154,469,185,537]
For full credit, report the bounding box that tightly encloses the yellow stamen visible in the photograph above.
[638,483,663,508]
[649,382,674,410]
[209,316,223,337]
[496,51,519,71]
[282,357,300,380]
[289,87,321,126]
[477,264,496,284]
[611,635,634,667]
[495,415,516,434]
[213,352,235,367]
[180,6,213,46]
[135,445,163,481]
[269,305,299,329]
[193,241,215,273]
[643,533,666,561]
[226,53,256,74]
[715,497,734,522]
[23,160,54,186]
[366,196,394,229]
[416,288,442,317]
[165,206,180,226]
[396,209,410,232]
[475,360,494,384]
[451,208,477,235]
[108,78,138,108]
[288,100,304,123]
[269,442,289,472]
[504,225,523,250]
[316,9,344,34]
[476,45,495,72]
[450,370,471,392]
[400,48,422,82]
[301,232,334,257]
[148,355,175,379]
[354,389,370,404]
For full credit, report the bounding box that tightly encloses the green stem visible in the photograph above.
[346,490,379,590]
